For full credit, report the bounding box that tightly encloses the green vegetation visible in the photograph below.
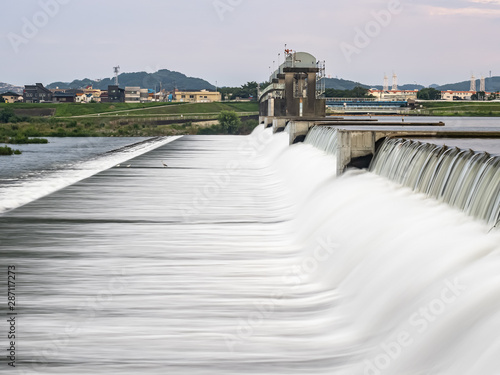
[324,86,373,98]
[96,101,258,117]
[7,136,48,144]
[417,88,441,100]
[0,107,29,123]
[0,101,258,118]
[46,69,215,91]
[199,113,258,135]
[219,82,263,100]
[0,145,22,155]
[0,101,260,139]
[417,101,500,116]
[53,102,179,117]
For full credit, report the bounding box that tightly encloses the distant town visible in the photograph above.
[0,83,223,105]
[0,71,499,105]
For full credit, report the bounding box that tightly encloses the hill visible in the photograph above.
[437,77,500,92]
[323,79,424,91]
[0,82,23,94]
[323,78,369,90]
[46,69,215,91]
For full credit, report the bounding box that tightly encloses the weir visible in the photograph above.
[370,138,500,226]
[2,127,500,374]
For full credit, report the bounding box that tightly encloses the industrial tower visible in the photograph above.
[480,75,486,92]
[470,74,476,92]
[383,74,389,91]
[392,73,398,91]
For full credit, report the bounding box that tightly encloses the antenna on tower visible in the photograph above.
[383,74,389,91]
[316,60,326,98]
[480,75,486,92]
[470,73,476,92]
[113,66,120,86]
[392,72,398,91]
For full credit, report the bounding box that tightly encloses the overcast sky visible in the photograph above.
[2,0,499,88]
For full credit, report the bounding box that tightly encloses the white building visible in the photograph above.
[125,87,151,103]
[368,89,418,101]
[125,87,141,103]
[440,90,481,101]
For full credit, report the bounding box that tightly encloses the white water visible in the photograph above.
[2,126,500,374]
[370,138,500,226]
[0,136,181,213]
[304,126,500,227]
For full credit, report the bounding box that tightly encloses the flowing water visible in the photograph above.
[0,137,180,213]
[1,126,500,374]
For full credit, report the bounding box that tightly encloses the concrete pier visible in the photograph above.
[324,126,500,175]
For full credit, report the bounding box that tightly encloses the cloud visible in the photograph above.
[428,6,500,16]
[467,0,500,4]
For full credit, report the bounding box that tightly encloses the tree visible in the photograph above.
[219,81,261,101]
[218,110,241,134]
[471,91,486,101]
[324,86,372,98]
[417,88,441,100]
[0,96,5,103]
[0,107,15,123]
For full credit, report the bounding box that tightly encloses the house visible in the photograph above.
[108,85,125,103]
[100,91,109,103]
[439,90,490,101]
[53,92,76,103]
[140,89,150,103]
[23,83,53,103]
[125,87,140,103]
[125,87,151,103]
[75,93,95,103]
[173,89,222,103]
[0,91,23,103]
[82,87,102,102]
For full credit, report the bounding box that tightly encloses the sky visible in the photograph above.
[1,0,500,88]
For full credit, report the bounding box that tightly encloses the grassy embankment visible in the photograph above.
[0,101,259,140]
[417,102,500,117]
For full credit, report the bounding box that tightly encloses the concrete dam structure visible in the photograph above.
[2,52,500,375]
[259,51,500,226]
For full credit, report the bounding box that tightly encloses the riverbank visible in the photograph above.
[0,102,260,138]
[417,101,500,116]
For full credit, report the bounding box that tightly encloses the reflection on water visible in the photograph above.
[1,126,500,374]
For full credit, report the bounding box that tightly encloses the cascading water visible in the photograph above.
[304,126,340,156]
[1,126,500,375]
[370,138,500,227]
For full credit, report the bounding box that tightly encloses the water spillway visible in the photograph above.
[1,126,500,374]
[370,138,500,227]
[304,125,500,227]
